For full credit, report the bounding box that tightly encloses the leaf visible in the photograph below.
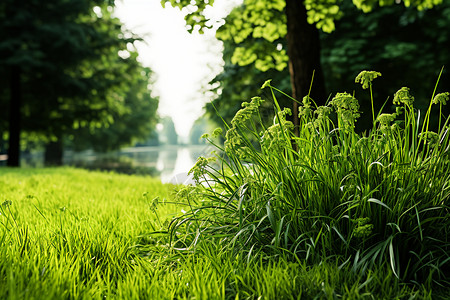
[368,198,392,211]
[389,240,399,278]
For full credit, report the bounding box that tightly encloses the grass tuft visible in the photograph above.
[168,70,450,287]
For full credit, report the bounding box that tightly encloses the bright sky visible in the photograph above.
[114,0,241,140]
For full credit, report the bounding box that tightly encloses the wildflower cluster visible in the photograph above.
[419,131,439,147]
[224,127,248,158]
[393,87,414,106]
[298,95,314,120]
[432,92,449,105]
[169,70,450,288]
[224,97,264,157]
[261,108,294,153]
[311,106,333,129]
[353,217,374,238]
[376,113,396,127]
[189,156,216,182]
[175,184,198,201]
[355,71,382,89]
[330,92,360,129]
[212,128,223,138]
[376,113,398,134]
[230,97,263,127]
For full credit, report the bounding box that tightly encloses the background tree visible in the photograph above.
[162,0,444,129]
[69,63,159,153]
[158,117,178,145]
[0,0,158,166]
[0,0,101,165]
[189,115,215,144]
[321,1,450,130]
[204,1,450,132]
[205,35,291,127]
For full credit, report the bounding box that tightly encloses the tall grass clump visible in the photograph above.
[167,71,450,285]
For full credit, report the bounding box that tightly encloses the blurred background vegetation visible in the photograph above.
[205,0,450,131]
[0,0,159,167]
[1,0,449,171]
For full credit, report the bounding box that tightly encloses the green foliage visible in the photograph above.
[69,64,159,152]
[208,1,450,132]
[1,0,128,133]
[304,0,343,32]
[0,0,159,163]
[189,116,214,144]
[321,1,450,130]
[161,0,215,34]
[216,1,288,72]
[206,34,291,129]
[353,0,443,12]
[162,0,444,73]
[0,168,447,298]
[168,72,450,285]
[159,117,178,145]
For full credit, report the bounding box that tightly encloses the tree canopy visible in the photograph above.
[163,0,444,131]
[70,63,159,153]
[0,0,159,165]
[162,0,444,70]
[205,0,449,131]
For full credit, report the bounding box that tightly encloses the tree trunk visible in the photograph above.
[44,135,64,166]
[7,66,21,167]
[285,0,326,132]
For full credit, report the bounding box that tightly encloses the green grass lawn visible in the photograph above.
[0,168,446,299]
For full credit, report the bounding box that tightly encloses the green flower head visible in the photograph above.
[311,106,333,129]
[376,113,396,127]
[261,79,272,89]
[261,122,294,153]
[330,93,359,111]
[280,107,292,117]
[302,95,312,107]
[250,96,264,107]
[353,217,373,238]
[298,106,313,120]
[224,126,246,155]
[355,71,382,89]
[212,128,223,138]
[314,106,332,118]
[393,87,414,106]
[432,92,449,105]
[175,185,197,201]
[419,131,439,146]
[231,97,263,127]
[330,92,360,128]
[189,156,216,182]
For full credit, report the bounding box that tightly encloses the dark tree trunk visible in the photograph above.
[285,0,326,132]
[44,136,64,166]
[7,66,21,167]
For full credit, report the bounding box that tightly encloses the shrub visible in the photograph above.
[168,71,450,284]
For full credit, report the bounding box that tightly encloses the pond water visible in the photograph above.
[14,145,216,184]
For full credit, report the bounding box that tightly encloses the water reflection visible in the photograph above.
[67,145,213,183]
[7,145,215,183]
[162,147,193,183]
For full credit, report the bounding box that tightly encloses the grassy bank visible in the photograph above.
[1,167,447,299]
[0,168,178,299]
